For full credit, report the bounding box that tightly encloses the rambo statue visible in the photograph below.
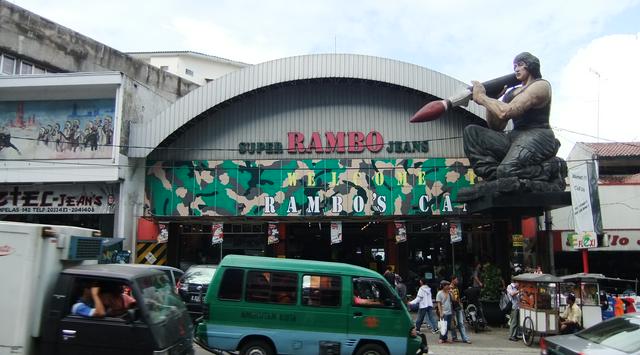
[457,52,567,201]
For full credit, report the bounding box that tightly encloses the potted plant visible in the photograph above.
[479,262,506,326]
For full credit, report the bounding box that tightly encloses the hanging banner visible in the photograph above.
[267,223,280,245]
[395,222,407,243]
[330,221,342,245]
[211,223,224,245]
[569,161,603,234]
[157,223,169,243]
[449,220,462,243]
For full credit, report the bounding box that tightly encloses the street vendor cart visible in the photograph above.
[513,273,564,346]
[559,273,604,328]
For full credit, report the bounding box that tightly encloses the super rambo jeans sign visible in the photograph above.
[145,158,475,217]
[238,131,430,155]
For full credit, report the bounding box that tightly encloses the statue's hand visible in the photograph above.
[471,81,486,102]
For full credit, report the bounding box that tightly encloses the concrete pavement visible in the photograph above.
[419,325,540,355]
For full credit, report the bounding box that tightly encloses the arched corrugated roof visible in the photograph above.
[129,53,485,157]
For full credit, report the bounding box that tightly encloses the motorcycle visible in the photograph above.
[462,287,487,332]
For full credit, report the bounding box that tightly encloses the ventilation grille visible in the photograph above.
[67,236,103,260]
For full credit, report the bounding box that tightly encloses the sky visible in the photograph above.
[9,0,640,158]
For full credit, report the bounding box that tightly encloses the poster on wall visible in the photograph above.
[330,221,342,245]
[0,99,116,160]
[0,183,118,214]
[395,222,407,243]
[267,223,279,245]
[211,223,224,245]
[157,223,169,243]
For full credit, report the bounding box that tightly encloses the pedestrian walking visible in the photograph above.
[436,280,453,344]
[408,278,439,334]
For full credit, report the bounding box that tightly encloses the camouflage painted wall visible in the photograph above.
[146,158,477,217]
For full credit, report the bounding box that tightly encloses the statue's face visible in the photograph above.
[513,61,530,81]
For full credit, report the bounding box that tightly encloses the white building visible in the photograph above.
[550,142,640,279]
[127,51,250,85]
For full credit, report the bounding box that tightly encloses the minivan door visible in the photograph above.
[55,315,155,355]
[348,277,409,349]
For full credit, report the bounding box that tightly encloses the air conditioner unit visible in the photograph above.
[52,230,103,261]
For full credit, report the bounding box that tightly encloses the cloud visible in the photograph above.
[553,33,640,158]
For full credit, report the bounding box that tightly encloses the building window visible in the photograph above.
[33,66,46,74]
[20,61,33,74]
[1,55,16,75]
[160,65,169,71]
[185,68,194,76]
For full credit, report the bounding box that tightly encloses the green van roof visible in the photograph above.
[220,255,382,278]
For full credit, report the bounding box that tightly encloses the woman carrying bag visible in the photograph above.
[436,280,453,344]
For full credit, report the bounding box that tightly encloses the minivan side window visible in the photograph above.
[218,268,244,300]
[302,275,341,307]
[245,271,297,305]
[352,277,397,308]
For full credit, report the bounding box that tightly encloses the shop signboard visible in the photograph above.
[512,234,524,247]
[569,231,597,249]
[145,158,474,217]
[0,99,116,160]
[561,231,640,252]
[0,183,118,214]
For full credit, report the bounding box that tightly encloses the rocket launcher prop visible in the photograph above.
[410,73,520,123]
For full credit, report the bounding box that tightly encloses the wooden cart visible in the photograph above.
[513,273,564,346]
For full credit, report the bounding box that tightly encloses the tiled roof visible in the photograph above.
[583,142,640,157]
[600,173,640,184]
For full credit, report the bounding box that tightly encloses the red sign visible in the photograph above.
[287,131,384,154]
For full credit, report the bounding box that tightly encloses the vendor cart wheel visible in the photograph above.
[522,316,535,346]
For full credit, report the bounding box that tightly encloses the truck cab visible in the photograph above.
[39,265,193,355]
[0,221,194,355]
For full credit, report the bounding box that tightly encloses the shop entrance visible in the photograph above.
[286,222,387,272]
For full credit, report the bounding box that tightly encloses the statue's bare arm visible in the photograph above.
[472,80,550,131]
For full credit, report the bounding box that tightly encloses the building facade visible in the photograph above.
[128,53,520,285]
[550,142,640,281]
[127,51,250,85]
[0,2,198,249]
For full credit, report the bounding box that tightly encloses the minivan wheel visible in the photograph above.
[355,343,388,355]
[239,339,274,355]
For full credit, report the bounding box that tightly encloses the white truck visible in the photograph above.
[0,221,193,355]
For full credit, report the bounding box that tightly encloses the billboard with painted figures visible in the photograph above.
[0,99,116,159]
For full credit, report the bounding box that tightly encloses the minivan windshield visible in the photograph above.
[577,316,640,353]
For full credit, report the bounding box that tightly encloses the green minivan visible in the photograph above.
[195,255,427,355]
